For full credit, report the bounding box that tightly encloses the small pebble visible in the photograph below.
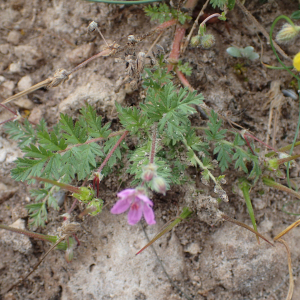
[7,30,21,45]
[282,89,298,100]
[14,45,43,66]
[17,75,32,91]
[28,107,43,123]
[67,43,94,64]
[53,190,66,206]
[14,97,33,109]
[0,149,7,162]
[9,62,22,73]
[0,80,15,98]
[0,44,10,55]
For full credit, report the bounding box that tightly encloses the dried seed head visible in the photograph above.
[220,177,226,184]
[61,222,81,235]
[137,52,145,74]
[128,35,137,43]
[212,159,218,166]
[214,184,228,202]
[276,23,300,44]
[88,21,98,32]
[200,34,215,49]
[201,176,209,186]
[48,69,69,88]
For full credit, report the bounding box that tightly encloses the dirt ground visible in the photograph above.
[1,0,300,299]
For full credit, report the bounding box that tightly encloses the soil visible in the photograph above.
[1,0,300,299]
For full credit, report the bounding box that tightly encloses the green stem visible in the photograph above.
[182,139,217,184]
[0,224,67,250]
[238,179,259,244]
[262,177,300,200]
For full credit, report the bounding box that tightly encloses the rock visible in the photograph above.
[7,30,21,45]
[8,62,22,73]
[0,149,7,162]
[61,213,185,299]
[28,106,43,123]
[0,44,10,55]
[184,243,201,255]
[11,204,29,221]
[67,43,94,64]
[0,219,32,254]
[0,80,15,98]
[58,74,125,118]
[14,97,33,109]
[17,75,32,91]
[198,223,286,297]
[14,45,43,66]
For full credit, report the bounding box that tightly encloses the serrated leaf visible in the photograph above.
[60,114,88,144]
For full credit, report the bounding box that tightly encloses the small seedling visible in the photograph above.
[226,46,259,60]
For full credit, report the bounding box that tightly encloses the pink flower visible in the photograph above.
[111,188,156,225]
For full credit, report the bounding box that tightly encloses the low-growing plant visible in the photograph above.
[1,0,300,298]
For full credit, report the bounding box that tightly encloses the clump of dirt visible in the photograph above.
[1,0,300,299]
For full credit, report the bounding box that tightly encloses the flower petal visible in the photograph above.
[143,203,156,225]
[117,189,136,199]
[111,198,131,214]
[137,194,153,206]
[127,201,143,225]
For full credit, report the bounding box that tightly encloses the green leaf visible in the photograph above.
[26,202,47,227]
[291,10,300,20]
[37,130,67,151]
[177,61,192,76]
[141,83,203,142]
[205,110,227,141]
[79,104,111,138]
[210,0,227,9]
[214,142,233,172]
[59,114,88,144]
[116,103,150,133]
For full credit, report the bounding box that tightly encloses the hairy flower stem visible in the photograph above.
[97,130,129,174]
[149,124,157,164]
[242,131,278,153]
[199,13,221,28]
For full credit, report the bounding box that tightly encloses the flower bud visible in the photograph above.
[276,23,300,44]
[65,247,74,263]
[200,34,215,49]
[87,198,103,216]
[142,163,157,182]
[190,35,201,47]
[267,158,279,170]
[152,176,167,195]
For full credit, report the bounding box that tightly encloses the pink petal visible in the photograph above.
[111,198,131,214]
[137,194,153,206]
[117,189,136,199]
[143,203,156,225]
[127,202,143,225]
